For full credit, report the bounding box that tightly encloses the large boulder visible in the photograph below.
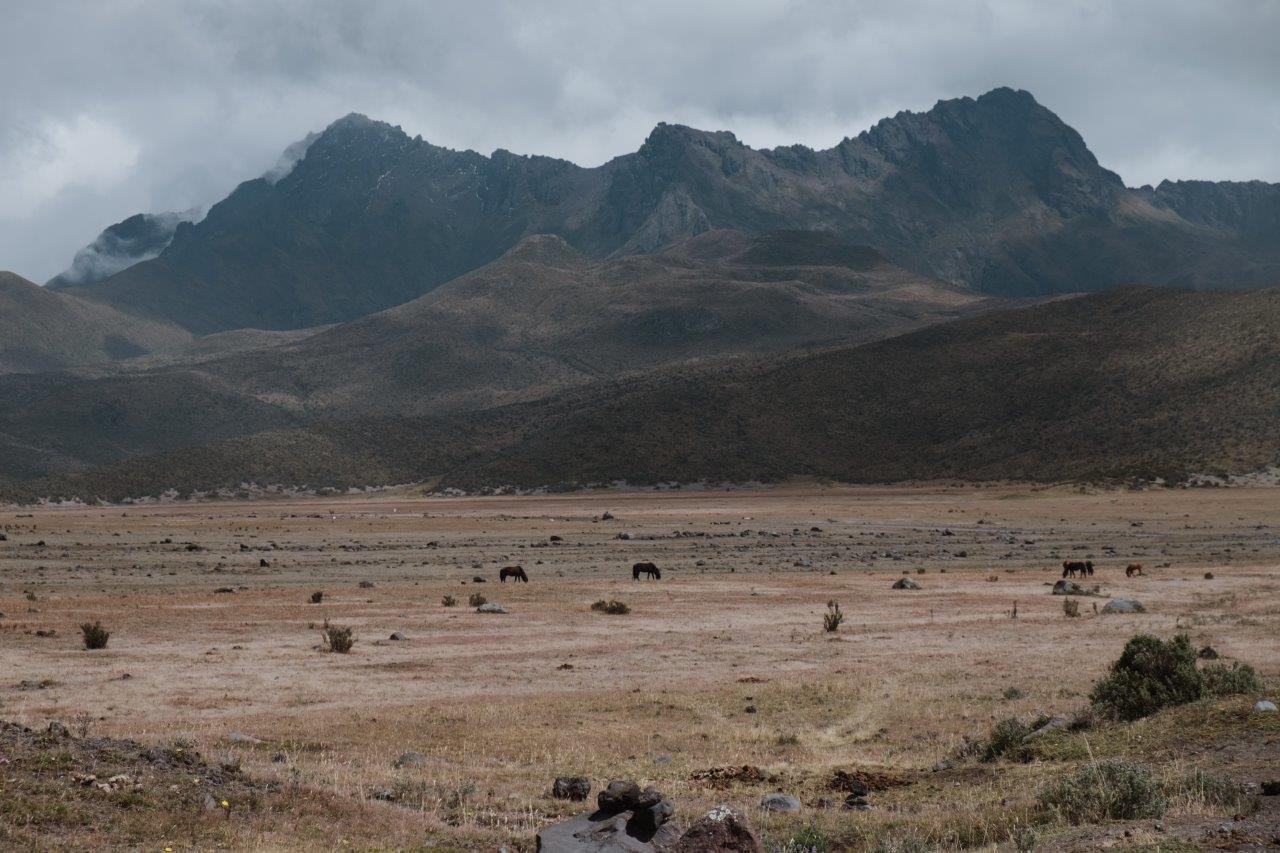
[537,780,677,852]
[891,577,921,590]
[553,776,592,802]
[674,805,762,852]
[1052,580,1086,595]
[1101,598,1145,614]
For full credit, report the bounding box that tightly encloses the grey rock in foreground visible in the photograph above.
[758,792,801,813]
[476,602,508,614]
[1254,700,1277,713]
[1051,579,1086,595]
[537,779,677,851]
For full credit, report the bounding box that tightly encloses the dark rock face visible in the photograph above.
[673,805,762,852]
[537,780,677,851]
[57,90,1280,334]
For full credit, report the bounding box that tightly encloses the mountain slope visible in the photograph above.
[0,272,192,374]
[0,230,1002,475]
[8,284,1279,500]
[53,89,1280,333]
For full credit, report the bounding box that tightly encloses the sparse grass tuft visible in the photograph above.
[79,621,110,650]
[590,599,630,615]
[1038,759,1167,823]
[441,594,457,607]
[1200,661,1261,696]
[823,600,844,632]
[467,592,486,608]
[320,620,354,654]
[1062,597,1080,617]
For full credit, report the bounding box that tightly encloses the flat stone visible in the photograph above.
[758,792,801,813]
[476,603,507,614]
[1101,597,1145,614]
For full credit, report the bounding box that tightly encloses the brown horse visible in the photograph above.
[1125,562,1143,578]
[1062,560,1088,578]
[499,566,528,583]
[632,562,661,580]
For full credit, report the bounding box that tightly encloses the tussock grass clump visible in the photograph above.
[80,621,110,650]
[823,600,844,632]
[1173,769,1255,814]
[980,717,1033,762]
[1201,661,1261,696]
[321,620,355,654]
[1090,633,1202,721]
[309,590,324,604]
[467,592,486,608]
[1039,759,1167,823]
[590,599,630,615]
[441,594,457,607]
[1062,597,1080,617]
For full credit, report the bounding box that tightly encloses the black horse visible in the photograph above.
[499,565,528,583]
[632,562,661,580]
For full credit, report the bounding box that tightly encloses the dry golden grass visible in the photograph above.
[1,483,1277,849]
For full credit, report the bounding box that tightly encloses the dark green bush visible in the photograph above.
[80,621,110,650]
[980,716,1045,762]
[1039,760,1167,823]
[1090,634,1202,721]
[1201,661,1261,696]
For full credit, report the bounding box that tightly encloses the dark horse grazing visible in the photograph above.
[632,562,661,580]
[1126,562,1143,577]
[499,566,528,583]
[1062,560,1093,579]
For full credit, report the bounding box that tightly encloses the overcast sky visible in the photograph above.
[2,0,1277,282]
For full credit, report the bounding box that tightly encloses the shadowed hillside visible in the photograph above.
[9,285,1278,501]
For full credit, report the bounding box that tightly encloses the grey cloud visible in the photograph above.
[1,0,1278,282]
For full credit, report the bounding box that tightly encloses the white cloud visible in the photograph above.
[0,115,139,219]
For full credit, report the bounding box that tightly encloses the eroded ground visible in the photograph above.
[2,484,1278,850]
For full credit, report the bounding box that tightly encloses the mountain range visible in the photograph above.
[1,86,1278,500]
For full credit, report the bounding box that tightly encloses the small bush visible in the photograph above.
[823,600,844,632]
[779,824,831,852]
[981,717,1032,762]
[1001,686,1024,701]
[309,590,324,604]
[590,599,630,615]
[1090,633,1202,721]
[441,594,457,607]
[467,592,486,608]
[321,620,354,653]
[80,621,110,650]
[1174,769,1255,813]
[1062,597,1080,617]
[1039,759,1167,823]
[1201,661,1261,696]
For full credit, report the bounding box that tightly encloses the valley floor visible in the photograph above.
[2,483,1278,850]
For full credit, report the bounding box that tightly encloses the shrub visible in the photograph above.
[780,824,831,852]
[1201,661,1261,696]
[1090,634,1202,721]
[309,590,324,604]
[1174,769,1255,813]
[467,592,486,608]
[1039,759,1167,823]
[981,717,1032,762]
[823,600,844,632]
[80,621,110,650]
[590,599,630,615]
[441,594,457,607]
[321,620,354,653]
[1062,597,1080,617]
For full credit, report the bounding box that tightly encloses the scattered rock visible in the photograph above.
[389,632,406,641]
[1051,580,1086,595]
[552,776,591,801]
[1254,700,1277,713]
[674,805,762,852]
[891,577,921,590]
[393,751,427,769]
[1261,780,1280,796]
[1198,645,1219,660]
[472,575,487,583]
[758,792,801,813]
[476,602,507,614]
[841,792,871,811]
[598,779,642,814]
[1101,597,1145,614]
